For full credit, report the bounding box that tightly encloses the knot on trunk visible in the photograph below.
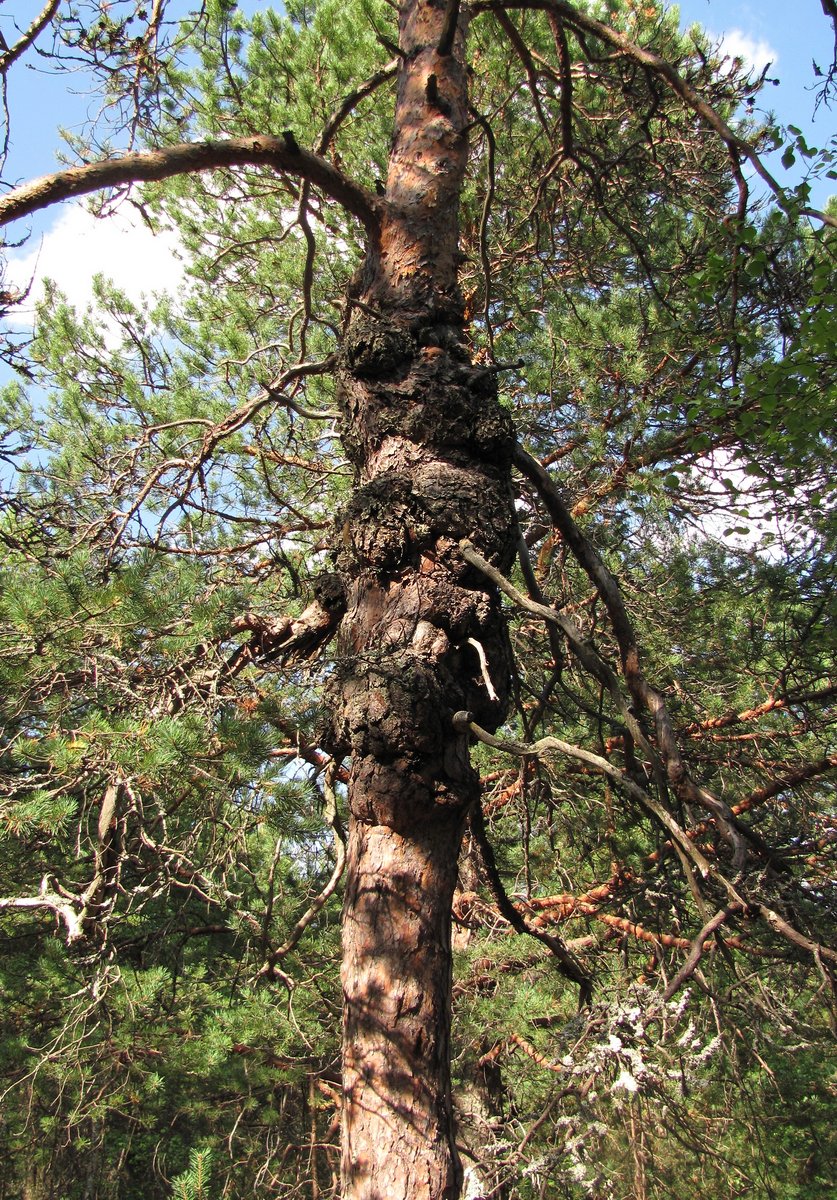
[343,316,415,379]
[337,472,426,573]
[336,463,516,576]
[332,650,450,762]
[337,316,515,469]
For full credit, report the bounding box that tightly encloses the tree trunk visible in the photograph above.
[330,3,517,1196]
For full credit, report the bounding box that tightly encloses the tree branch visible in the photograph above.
[548,12,575,159]
[0,0,60,75]
[453,710,714,880]
[663,907,739,1000]
[316,59,400,155]
[493,11,552,135]
[513,446,752,869]
[438,0,462,55]
[470,800,593,1003]
[0,137,382,233]
[457,712,837,968]
[475,0,837,229]
[0,875,84,942]
[459,536,669,779]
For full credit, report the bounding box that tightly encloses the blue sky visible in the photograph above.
[676,0,836,209]
[1,0,834,314]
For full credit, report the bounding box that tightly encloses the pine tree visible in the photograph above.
[1,2,835,1198]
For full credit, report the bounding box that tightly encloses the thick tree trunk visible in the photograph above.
[330,3,517,1197]
[341,805,469,1197]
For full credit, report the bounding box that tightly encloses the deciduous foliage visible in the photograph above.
[0,1,835,1198]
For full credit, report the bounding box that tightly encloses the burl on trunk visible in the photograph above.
[328,3,517,1197]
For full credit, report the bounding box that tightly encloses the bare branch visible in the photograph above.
[663,907,739,1000]
[228,574,346,674]
[475,0,837,229]
[453,710,714,880]
[470,800,593,1003]
[0,0,60,75]
[457,712,837,968]
[258,763,346,978]
[459,535,664,764]
[316,60,400,156]
[0,137,382,232]
[513,447,752,868]
[0,875,84,942]
[758,904,837,963]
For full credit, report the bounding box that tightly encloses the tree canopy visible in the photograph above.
[0,2,835,1198]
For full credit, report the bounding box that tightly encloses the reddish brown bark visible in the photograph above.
[329,3,516,1196]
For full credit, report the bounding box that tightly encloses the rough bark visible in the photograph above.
[328,3,517,1196]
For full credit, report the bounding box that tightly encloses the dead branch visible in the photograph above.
[258,764,347,980]
[513,447,752,868]
[663,907,739,1000]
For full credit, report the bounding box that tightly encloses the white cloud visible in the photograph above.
[713,28,778,76]
[4,203,187,329]
[690,449,793,557]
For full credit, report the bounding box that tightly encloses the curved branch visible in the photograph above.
[470,800,593,1003]
[459,535,664,769]
[453,710,713,880]
[474,0,837,230]
[0,0,60,75]
[662,907,738,1000]
[456,712,837,968]
[0,136,382,232]
[0,874,84,942]
[316,59,399,156]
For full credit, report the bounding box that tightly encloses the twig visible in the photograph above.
[258,763,346,978]
[470,801,593,1004]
